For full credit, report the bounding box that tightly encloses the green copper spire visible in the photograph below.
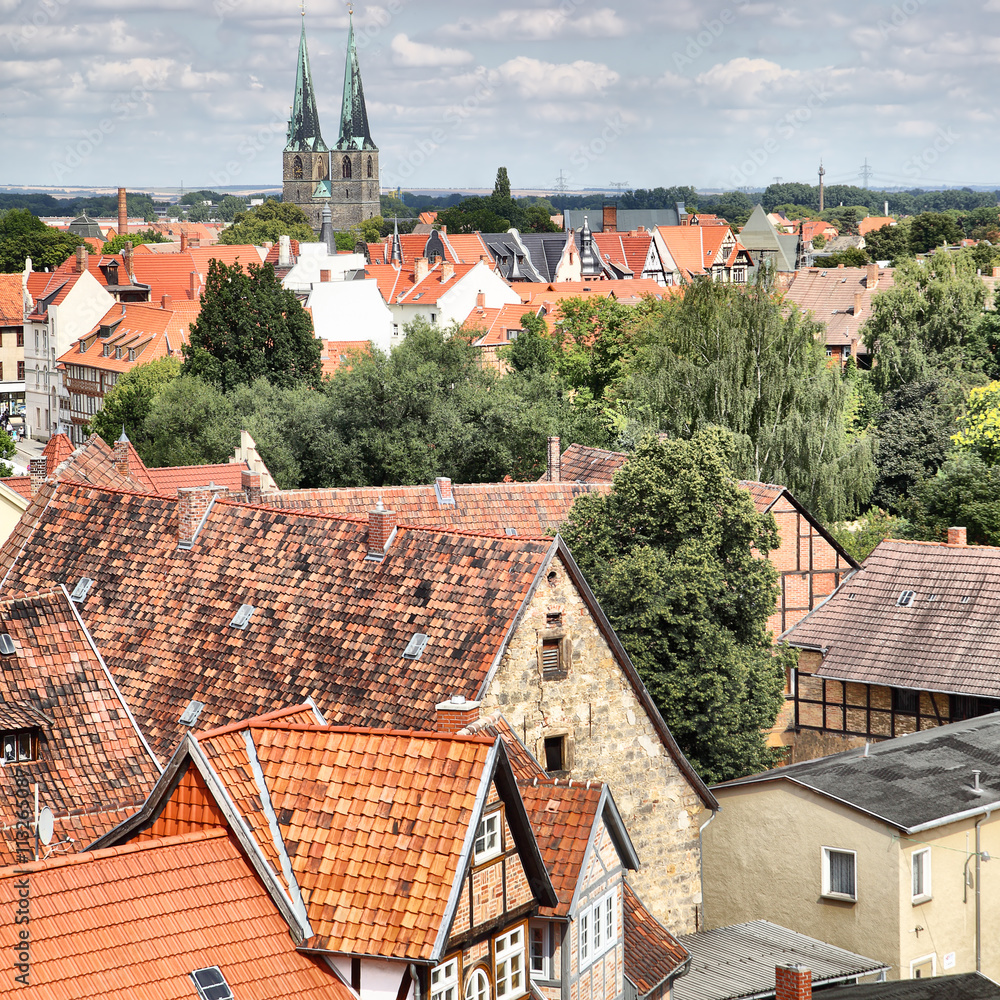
[337,13,376,151]
[286,14,328,153]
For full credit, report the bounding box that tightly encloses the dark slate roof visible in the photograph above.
[783,539,1000,697]
[824,973,1000,1000]
[67,215,104,238]
[337,14,375,151]
[714,713,1000,832]
[674,921,888,1000]
[624,883,690,998]
[519,233,569,282]
[563,209,681,232]
[285,18,328,153]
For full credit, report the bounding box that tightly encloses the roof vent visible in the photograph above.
[928,594,937,602]
[70,577,94,603]
[191,967,234,1000]
[962,595,972,604]
[403,632,429,660]
[0,634,15,656]
[505,527,518,536]
[179,700,205,727]
[897,590,915,607]
[230,604,255,630]
[847,592,857,600]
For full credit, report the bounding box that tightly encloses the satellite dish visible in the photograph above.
[37,807,54,846]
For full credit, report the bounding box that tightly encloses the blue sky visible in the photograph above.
[0,0,996,193]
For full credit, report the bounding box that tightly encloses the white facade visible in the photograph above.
[281,244,367,293]
[305,280,394,355]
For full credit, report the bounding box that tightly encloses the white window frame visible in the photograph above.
[578,888,617,968]
[912,848,932,903]
[529,922,550,980]
[465,967,490,1000]
[431,958,459,1000]
[910,954,936,979]
[474,810,501,864]
[821,846,857,902]
[495,926,526,1000]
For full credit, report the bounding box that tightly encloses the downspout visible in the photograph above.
[698,808,718,932]
[410,964,423,1000]
[976,806,995,972]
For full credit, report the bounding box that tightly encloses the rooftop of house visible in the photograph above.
[464,302,548,346]
[656,226,750,281]
[0,827,354,999]
[623,883,691,999]
[0,588,160,861]
[784,265,894,348]
[518,279,671,308]
[320,339,370,377]
[858,216,897,237]
[825,973,1000,1000]
[714,713,1000,833]
[592,231,654,278]
[739,206,799,272]
[782,536,1000,697]
[674,920,889,1000]
[0,274,23,326]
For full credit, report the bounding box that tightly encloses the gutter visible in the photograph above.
[697,809,717,931]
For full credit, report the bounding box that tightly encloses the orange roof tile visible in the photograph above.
[464,303,546,346]
[858,216,896,237]
[41,432,74,469]
[0,828,354,999]
[0,274,23,326]
[1,477,31,500]
[623,882,690,995]
[321,339,371,377]
[784,266,895,347]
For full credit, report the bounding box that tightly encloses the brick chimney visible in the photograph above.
[161,293,172,309]
[241,469,262,505]
[189,272,199,300]
[28,457,47,497]
[476,290,485,309]
[866,262,879,289]
[75,245,88,274]
[414,257,429,284]
[948,526,968,546]
[177,485,225,548]
[319,270,331,283]
[776,965,811,1000]
[112,432,130,478]
[117,187,127,237]
[435,695,481,733]
[180,231,188,252]
[546,436,561,483]
[603,204,617,233]
[854,290,864,317]
[441,260,455,282]
[435,477,454,506]
[367,504,397,561]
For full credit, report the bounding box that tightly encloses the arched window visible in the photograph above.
[367,156,373,178]
[465,969,489,1000]
[342,156,352,179]
[292,156,303,180]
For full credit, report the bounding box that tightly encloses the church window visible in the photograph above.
[367,156,373,178]
[293,156,303,180]
[342,156,352,179]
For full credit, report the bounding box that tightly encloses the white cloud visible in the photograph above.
[443,7,627,40]
[390,33,473,67]
[493,56,620,99]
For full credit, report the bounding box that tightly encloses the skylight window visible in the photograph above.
[70,577,93,603]
[928,594,937,602]
[0,635,14,657]
[191,967,234,1000]
[847,593,857,600]
[179,700,205,727]
[403,632,429,660]
[505,527,518,536]
[230,604,254,630]
[897,591,915,607]
[961,595,972,604]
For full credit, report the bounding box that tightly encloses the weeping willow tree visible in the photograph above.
[621,274,875,520]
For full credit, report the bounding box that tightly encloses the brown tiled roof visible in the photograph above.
[461,712,545,782]
[552,443,628,484]
[0,827,354,1000]
[0,589,160,863]
[782,539,1000,696]
[0,274,23,326]
[623,882,690,996]
[42,432,75,469]
[50,434,153,493]
[784,266,894,348]
[141,461,248,495]
[738,480,784,512]
[1,477,31,500]
[261,480,607,535]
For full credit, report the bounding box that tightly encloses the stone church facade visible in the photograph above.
[283,14,379,232]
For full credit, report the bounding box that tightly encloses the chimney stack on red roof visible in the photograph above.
[180,231,188,252]
[279,234,292,268]
[189,272,199,300]
[776,965,811,1000]
[867,262,879,289]
[441,260,455,282]
[440,225,447,235]
[414,257,429,284]
[603,204,617,233]
[546,436,561,483]
[112,432,130,479]
[161,293,172,309]
[476,290,485,309]
[75,245,88,274]
[367,504,397,561]
[117,187,127,237]
[28,457,47,497]
[177,485,225,548]
[435,477,454,506]
[435,695,481,733]
[241,469,262,505]
[320,270,331,283]
[853,290,864,317]
[948,526,968,547]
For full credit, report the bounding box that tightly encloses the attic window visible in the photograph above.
[506,329,520,341]
[505,527,518,536]
[70,577,94,603]
[2,731,35,764]
[179,700,205,727]
[403,632,428,660]
[897,591,915,607]
[230,604,254,630]
[546,610,563,628]
[191,967,234,1000]
[544,735,566,773]
[847,593,857,600]
[0,635,14,656]
[961,596,972,604]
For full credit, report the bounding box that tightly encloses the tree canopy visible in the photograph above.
[0,209,85,273]
[101,230,170,254]
[218,199,317,245]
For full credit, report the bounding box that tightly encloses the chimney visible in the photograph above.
[180,231,188,252]
[414,257,429,284]
[441,260,455,282]
[440,225,447,235]
[241,469,262,505]
[476,290,485,309]
[122,241,133,280]
[994,267,1000,279]
[320,270,331,283]
[189,272,199,299]
[435,695,481,733]
[948,526,968,547]
[75,245,88,274]
[603,204,617,233]
[161,293,172,309]
[776,965,811,1000]
[866,262,878,289]
[28,457,47,497]
[279,234,292,268]
[117,187,127,237]
[435,476,454,506]
[112,432,130,478]
[853,290,863,317]
[546,436,561,483]
[177,485,224,548]
[367,505,397,560]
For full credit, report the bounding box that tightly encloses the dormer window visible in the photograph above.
[2,730,36,764]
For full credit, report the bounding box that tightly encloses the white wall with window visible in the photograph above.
[431,958,459,1000]
[821,846,857,901]
[911,848,931,903]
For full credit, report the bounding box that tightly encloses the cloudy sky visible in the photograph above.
[0,0,996,194]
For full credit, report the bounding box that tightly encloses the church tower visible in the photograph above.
[282,13,331,231]
[328,11,379,230]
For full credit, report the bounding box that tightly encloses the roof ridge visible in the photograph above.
[202,722,497,743]
[196,701,322,739]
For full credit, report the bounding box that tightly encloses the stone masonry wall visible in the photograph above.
[482,556,708,933]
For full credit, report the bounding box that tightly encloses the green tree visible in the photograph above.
[813,247,871,268]
[218,199,317,245]
[493,167,511,201]
[908,452,1000,545]
[559,430,791,783]
[863,220,912,265]
[142,376,239,467]
[909,212,963,253]
[952,380,1000,464]
[182,259,322,393]
[0,209,85,273]
[88,357,182,458]
[101,230,170,254]
[217,196,247,223]
[826,508,902,562]
[500,312,555,374]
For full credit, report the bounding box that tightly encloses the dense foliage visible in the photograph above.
[217,199,317,246]
[101,230,170,254]
[0,209,86,273]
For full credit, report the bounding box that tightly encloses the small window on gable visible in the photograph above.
[544,735,565,773]
[1,731,36,764]
[403,632,428,660]
[474,809,501,863]
[191,967,234,1000]
[545,610,563,628]
[541,638,563,680]
[897,590,915,607]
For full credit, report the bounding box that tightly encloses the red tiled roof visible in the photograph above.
[0,589,159,862]
[0,274,23,326]
[465,304,546,346]
[1,477,31,500]
[396,262,480,306]
[623,882,690,996]
[365,263,408,301]
[858,216,896,237]
[460,711,546,782]
[321,340,371,377]
[785,266,895,347]
[552,443,629,484]
[0,827,354,1000]
[41,432,74,469]
[142,462,248,496]
[264,239,302,264]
